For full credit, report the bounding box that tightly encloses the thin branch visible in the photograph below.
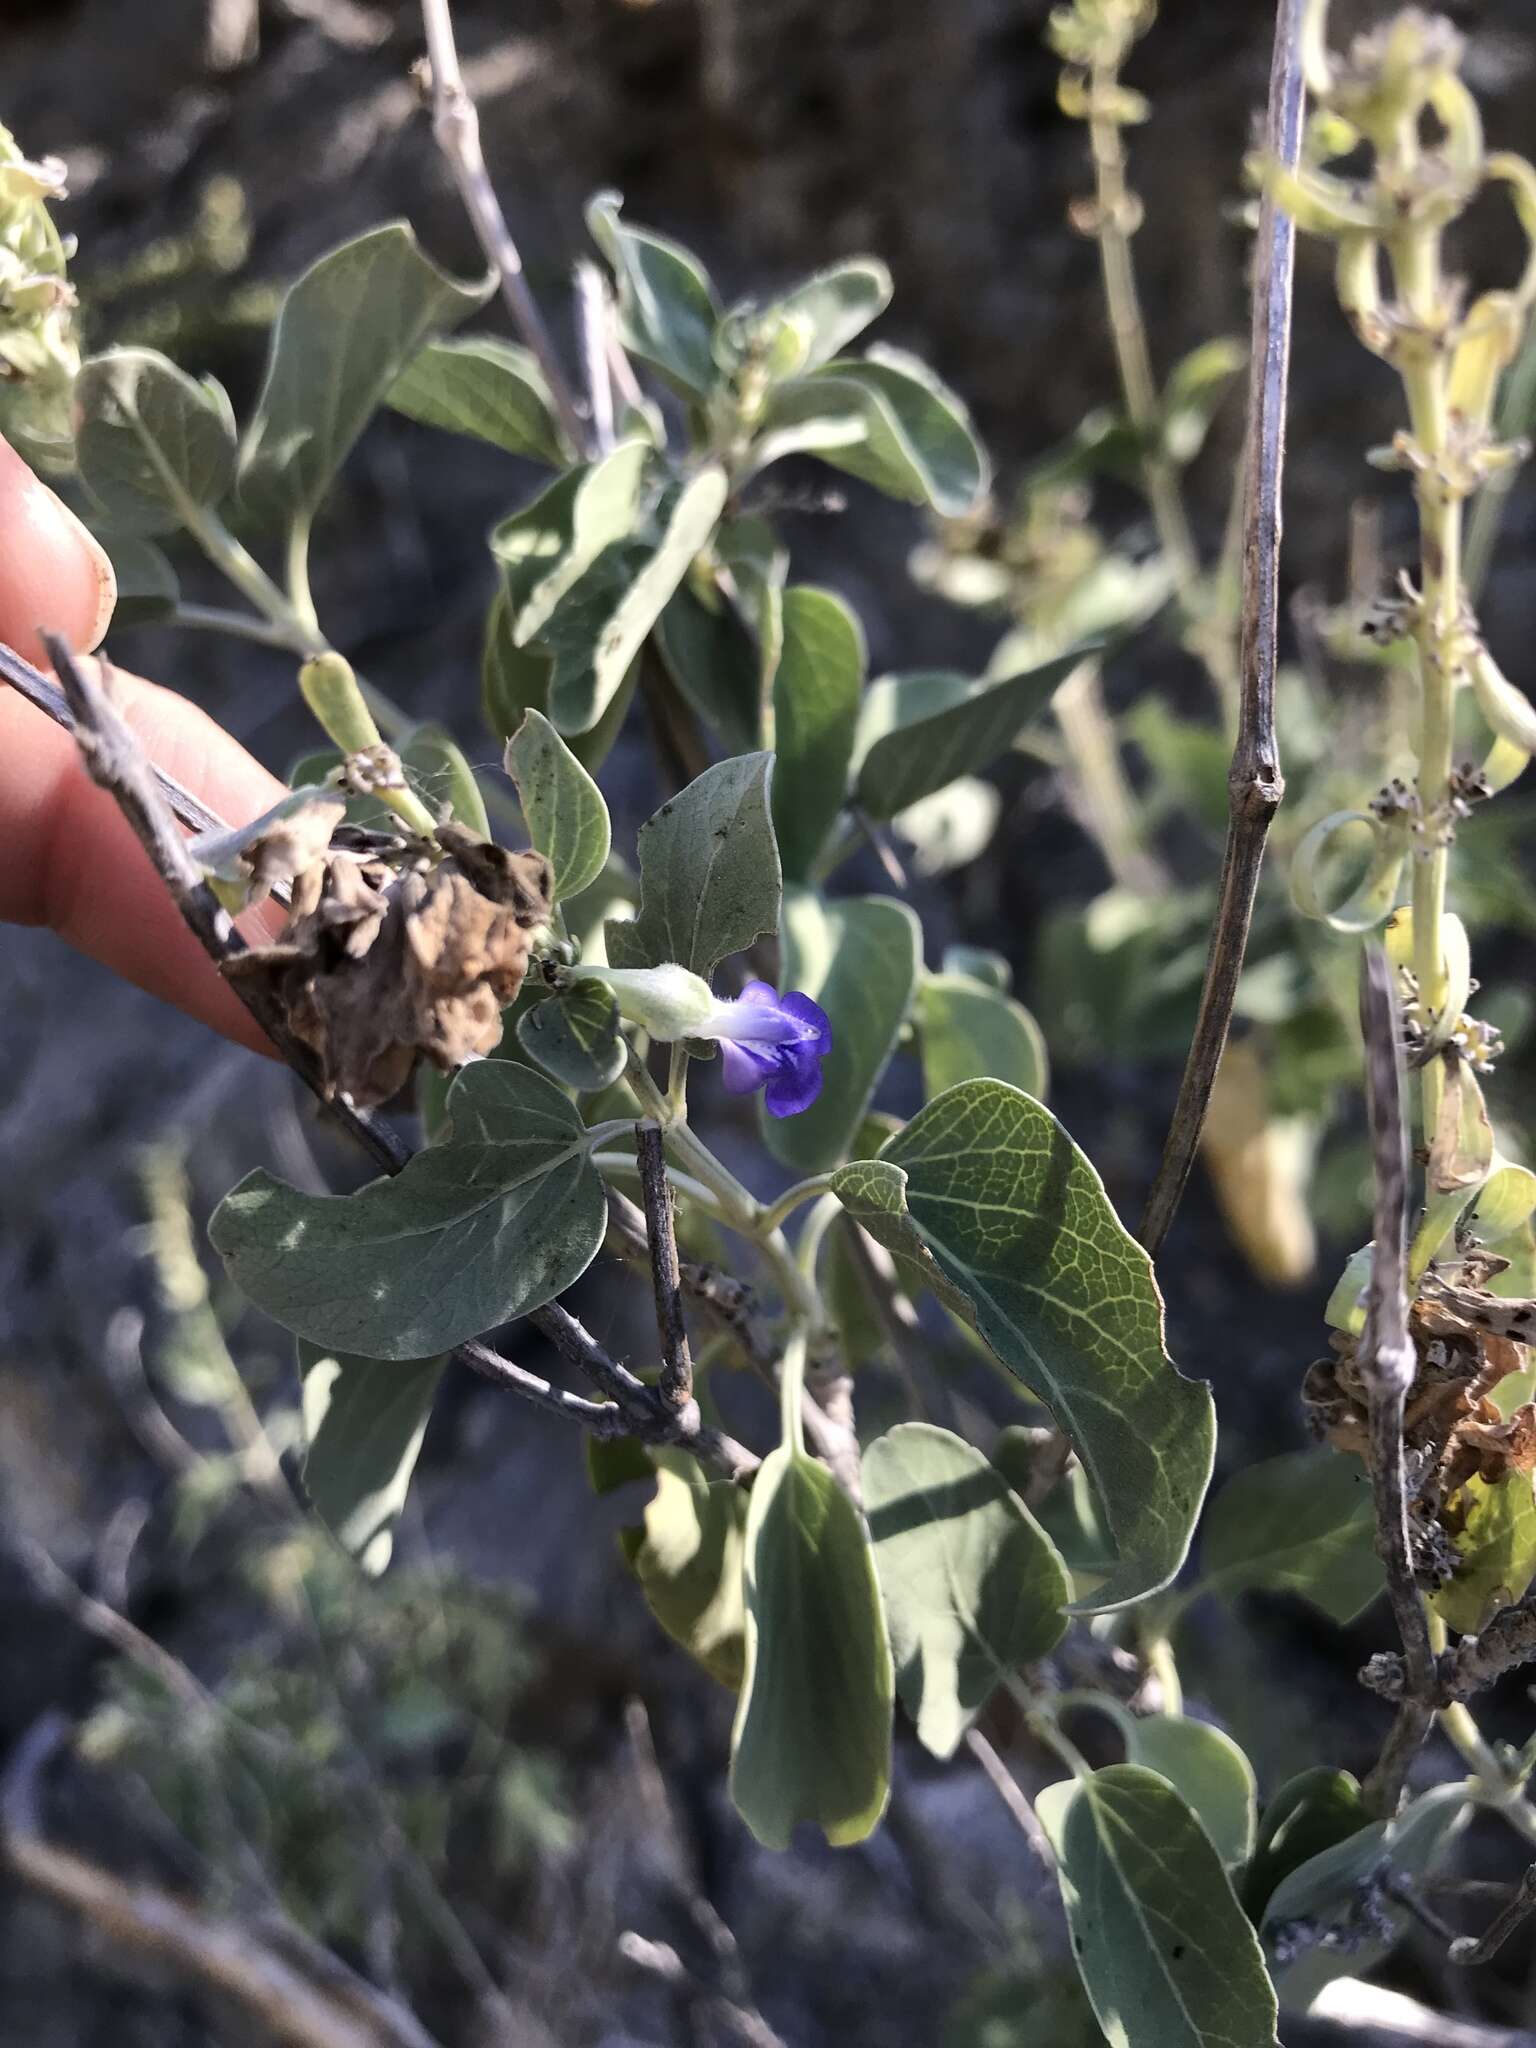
[637,1121,695,1413]
[417,0,586,455]
[38,635,759,1485]
[2,635,227,837]
[1139,0,1304,1257]
[575,258,616,456]
[1356,943,1437,1816]
[1448,1863,1536,1967]
[1438,1585,1536,1702]
[2,1716,444,2048]
[606,1186,773,1370]
[963,1728,1057,1876]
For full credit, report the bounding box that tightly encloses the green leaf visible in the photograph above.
[629,1450,749,1689]
[503,707,611,902]
[1241,1768,1369,1923]
[96,530,178,625]
[863,1422,1068,1758]
[605,752,781,979]
[297,1341,446,1574]
[729,1446,893,1849]
[1432,1469,1536,1636]
[918,972,1048,1103]
[754,344,989,516]
[209,1063,605,1358]
[240,223,490,523]
[771,587,864,882]
[763,891,920,1174]
[829,1156,977,1323]
[1259,1783,1467,1996]
[854,649,1084,819]
[1158,337,1245,465]
[586,191,719,395]
[482,582,553,744]
[1292,809,1409,934]
[1202,1448,1381,1626]
[75,349,237,534]
[654,580,762,755]
[1124,1716,1256,1869]
[1037,1765,1279,2048]
[387,334,566,464]
[401,723,489,836]
[757,258,893,374]
[875,1081,1216,1611]
[943,945,1012,993]
[492,442,648,646]
[545,466,728,733]
[516,980,625,1091]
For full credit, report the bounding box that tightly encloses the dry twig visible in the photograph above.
[1139,0,1305,1256]
[417,0,586,454]
[2,1716,443,2048]
[636,1121,695,1413]
[1355,944,1438,1815]
[1448,1863,1536,1968]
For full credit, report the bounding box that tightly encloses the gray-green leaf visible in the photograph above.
[298,1340,446,1575]
[605,752,781,979]
[829,1156,978,1322]
[854,649,1084,819]
[516,980,625,1091]
[876,1081,1215,1610]
[1123,1716,1256,1869]
[654,579,763,756]
[545,466,728,734]
[503,707,612,902]
[763,891,920,1174]
[771,586,864,882]
[75,349,237,534]
[729,1445,893,1849]
[1201,1448,1381,1626]
[753,344,987,516]
[1037,1765,1279,2048]
[757,258,893,374]
[864,1422,1068,1758]
[586,191,720,396]
[387,334,567,465]
[96,530,178,625]
[240,223,490,523]
[493,442,647,646]
[209,1063,604,1358]
[919,971,1049,1103]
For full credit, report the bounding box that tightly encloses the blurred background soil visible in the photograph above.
[3,2,1536,2043]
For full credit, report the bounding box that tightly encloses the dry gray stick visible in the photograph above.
[1356,943,1437,1816]
[2,1716,444,2048]
[37,635,759,1483]
[417,0,587,455]
[636,1121,695,1413]
[1437,1585,1536,1702]
[1449,1863,1536,1967]
[1139,0,1305,1257]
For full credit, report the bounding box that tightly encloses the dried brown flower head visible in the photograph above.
[226,828,553,1107]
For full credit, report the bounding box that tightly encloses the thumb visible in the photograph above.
[0,433,116,664]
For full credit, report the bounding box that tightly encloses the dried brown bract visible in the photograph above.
[226,829,553,1107]
[1306,1277,1536,1588]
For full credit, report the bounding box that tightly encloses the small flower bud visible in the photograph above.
[569,963,718,1040]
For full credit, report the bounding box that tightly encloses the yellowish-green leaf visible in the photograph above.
[1432,1470,1536,1635]
[1201,1448,1381,1625]
[503,707,611,901]
[730,1446,893,1849]
[630,1450,749,1689]
[298,1341,446,1575]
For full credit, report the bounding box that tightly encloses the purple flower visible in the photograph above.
[709,980,833,1118]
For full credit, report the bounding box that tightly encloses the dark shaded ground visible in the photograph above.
[4,1,1536,2043]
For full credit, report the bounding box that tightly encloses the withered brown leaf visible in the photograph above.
[227,834,553,1107]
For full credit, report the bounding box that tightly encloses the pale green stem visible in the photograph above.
[779,1326,808,1454]
[1427,1612,1536,1847]
[1142,1630,1184,1715]
[1086,65,1204,612]
[285,512,322,644]
[589,1151,726,1219]
[760,1174,836,1236]
[1010,1677,1093,1779]
[169,603,314,651]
